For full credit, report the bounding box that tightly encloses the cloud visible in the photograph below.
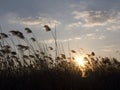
[74,37,81,40]
[42,39,55,44]
[7,13,61,28]
[84,33,106,40]
[106,25,120,31]
[101,49,112,52]
[21,17,41,25]
[101,45,117,52]
[72,10,117,27]
[22,17,61,28]
[70,1,88,10]
[98,35,106,40]
[66,22,82,29]
[103,45,117,48]
[41,38,74,44]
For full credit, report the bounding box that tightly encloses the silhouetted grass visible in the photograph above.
[0,25,120,90]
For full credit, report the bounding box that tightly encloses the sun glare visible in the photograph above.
[74,56,88,77]
[75,56,86,67]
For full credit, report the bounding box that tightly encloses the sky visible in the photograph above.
[0,0,120,59]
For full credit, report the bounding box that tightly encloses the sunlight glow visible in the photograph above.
[74,56,88,77]
[75,56,86,67]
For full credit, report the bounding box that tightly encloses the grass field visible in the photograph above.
[0,26,120,90]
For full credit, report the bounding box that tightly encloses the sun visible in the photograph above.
[74,56,88,77]
[75,56,86,67]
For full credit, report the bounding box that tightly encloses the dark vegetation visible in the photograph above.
[0,25,120,90]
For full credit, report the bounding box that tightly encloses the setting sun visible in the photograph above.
[75,56,86,67]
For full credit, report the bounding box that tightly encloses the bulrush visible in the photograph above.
[0,49,6,54]
[9,30,25,39]
[29,55,35,58]
[71,50,76,53]
[11,51,17,55]
[31,37,36,42]
[0,33,8,39]
[49,47,53,50]
[25,28,32,33]
[91,52,95,56]
[17,44,29,50]
[16,31,25,39]
[44,25,51,32]
[3,45,11,49]
[61,54,66,59]
[9,30,18,35]
[23,55,29,59]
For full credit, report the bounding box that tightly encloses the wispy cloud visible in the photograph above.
[106,25,120,31]
[84,33,106,40]
[101,44,118,52]
[66,22,82,29]
[98,35,106,40]
[103,45,117,49]
[70,1,88,10]
[101,49,112,52]
[72,10,118,27]
[7,13,61,28]
[74,37,82,40]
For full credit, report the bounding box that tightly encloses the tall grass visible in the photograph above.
[0,25,120,90]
